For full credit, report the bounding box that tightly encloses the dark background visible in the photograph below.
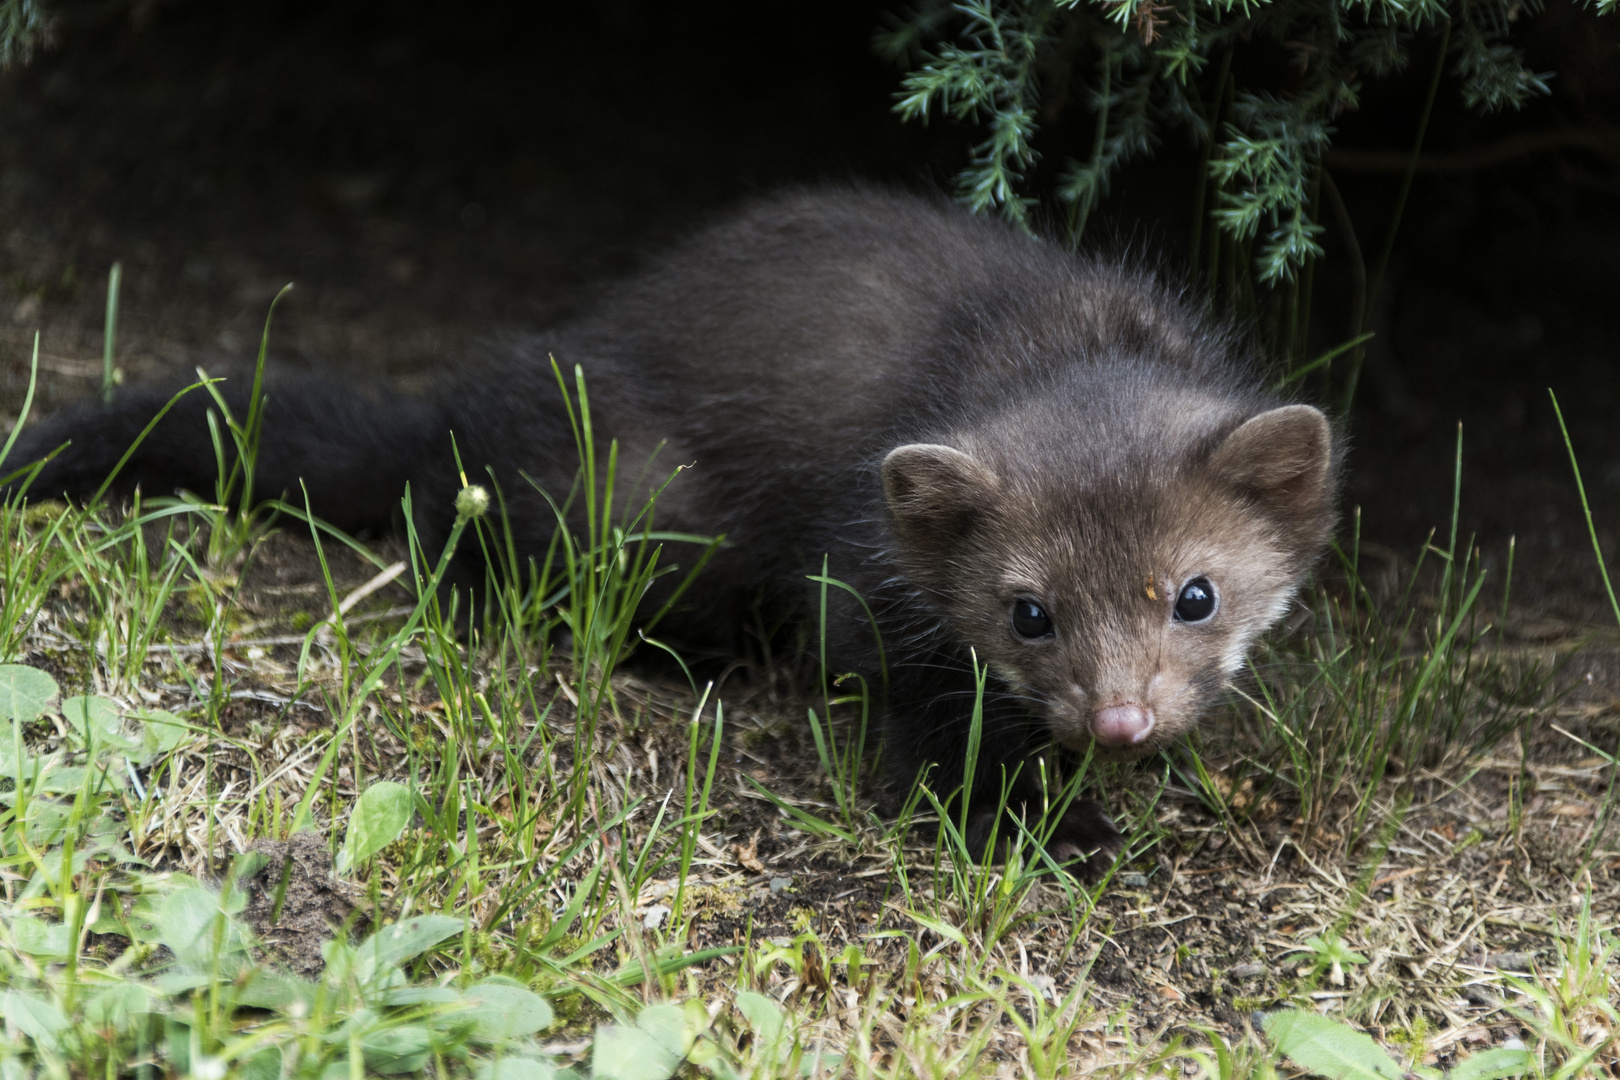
[1,0,1617,627]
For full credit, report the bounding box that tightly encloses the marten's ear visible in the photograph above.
[882,444,999,548]
[1210,405,1334,537]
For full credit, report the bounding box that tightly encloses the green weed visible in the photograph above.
[0,336,1610,1080]
[1201,424,1556,849]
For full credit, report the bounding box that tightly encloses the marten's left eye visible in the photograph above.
[1173,577,1218,623]
[1011,599,1053,638]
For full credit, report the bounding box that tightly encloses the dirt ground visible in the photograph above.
[2,1,1618,1064]
[61,543,1614,1064]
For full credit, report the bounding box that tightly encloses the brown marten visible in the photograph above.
[4,187,1338,867]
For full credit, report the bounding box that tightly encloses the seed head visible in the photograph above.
[455,484,490,521]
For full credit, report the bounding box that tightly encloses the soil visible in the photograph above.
[240,831,365,979]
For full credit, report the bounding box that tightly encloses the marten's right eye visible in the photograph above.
[1173,577,1218,623]
[1011,599,1053,639]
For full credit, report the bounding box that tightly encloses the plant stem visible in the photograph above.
[1294,169,1321,365]
[1205,67,1236,296]
[1071,50,1112,244]
[101,262,122,407]
[1321,169,1366,402]
[1343,20,1451,415]
[1549,390,1620,628]
[1188,46,1234,278]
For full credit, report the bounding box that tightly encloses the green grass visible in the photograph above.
[0,341,1614,1078]
[1196,424,1561,854]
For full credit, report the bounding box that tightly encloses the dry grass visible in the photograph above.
[1,369,1617,1078]
[2,508,1616,1078]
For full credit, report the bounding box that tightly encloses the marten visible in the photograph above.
[4,187,1338,867]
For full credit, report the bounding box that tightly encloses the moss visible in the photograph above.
[471,929,515,970]
[172,575,255,637]
[409,722,439,753]
[682,882,746,919]
[44,647,96,691]
[1386,1014,1433,1050]
[18,499,74,531]
[543,989,587,1028]
[520,910,553,942]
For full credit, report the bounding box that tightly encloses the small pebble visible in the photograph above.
[1119,871,1150,888]
[1484,950,1539,970]
[769,876,792,893]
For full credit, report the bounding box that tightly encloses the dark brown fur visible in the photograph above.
[5,187,1339,865]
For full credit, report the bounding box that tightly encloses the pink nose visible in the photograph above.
[1093,704,1154,747]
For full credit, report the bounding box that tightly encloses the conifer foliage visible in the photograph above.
[0,0,43,69]
[882,0,1600,283]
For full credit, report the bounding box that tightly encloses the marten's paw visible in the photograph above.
[1044,800,1123,878]
[963,798,1123,877]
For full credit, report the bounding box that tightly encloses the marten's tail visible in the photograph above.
[2,378,459,535]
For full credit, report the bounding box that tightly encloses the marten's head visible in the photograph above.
[881,399,1337,759]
